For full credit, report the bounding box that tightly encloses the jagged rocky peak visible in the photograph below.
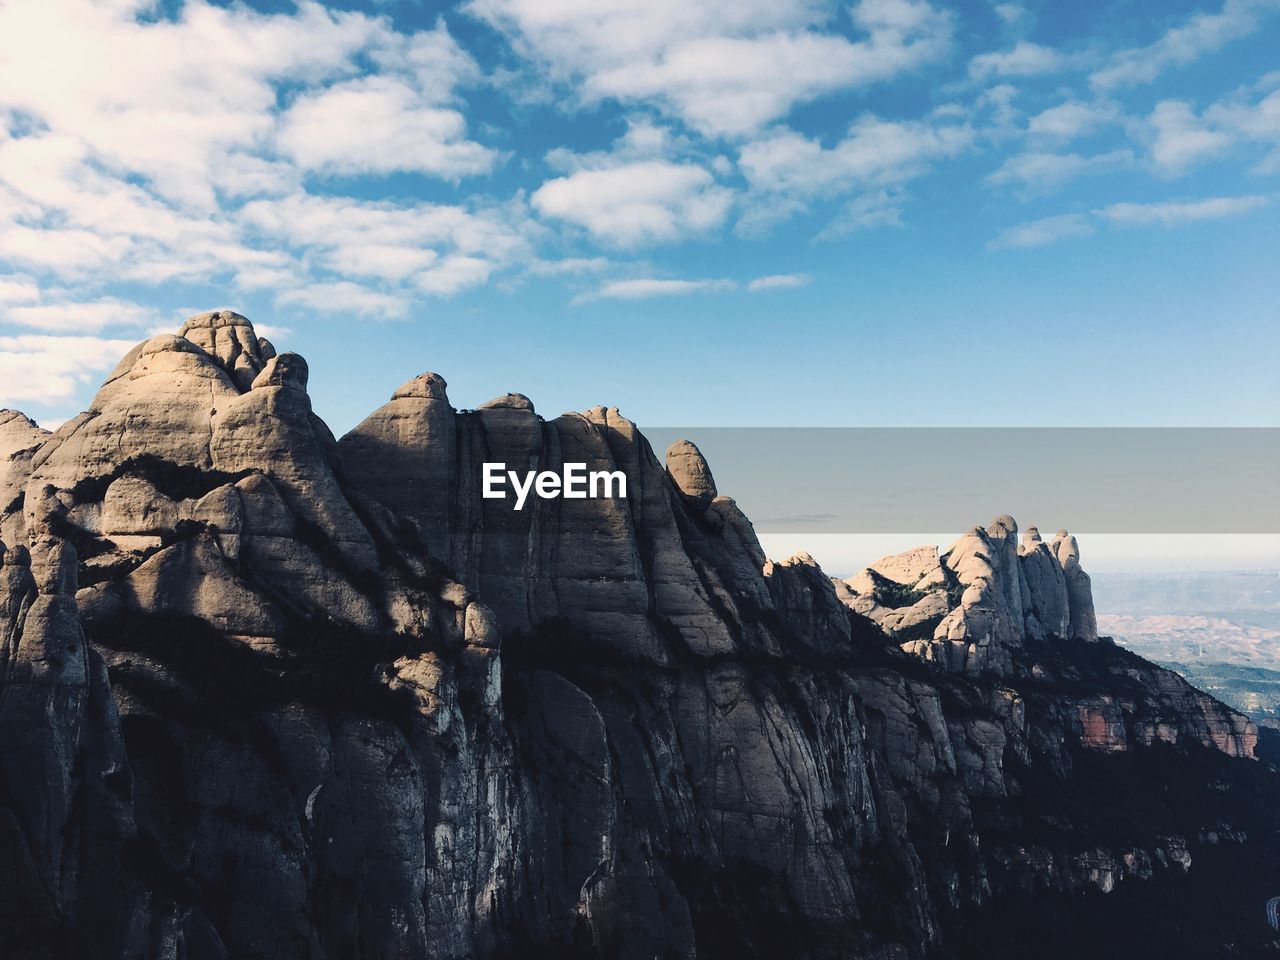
[838,513,1100,676]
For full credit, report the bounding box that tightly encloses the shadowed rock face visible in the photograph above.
[0,313,1274,960]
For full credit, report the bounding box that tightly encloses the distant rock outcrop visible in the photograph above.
[839,516,1101,676]
[0,312,1269,960]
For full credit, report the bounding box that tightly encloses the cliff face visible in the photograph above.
[0,312,1275,960]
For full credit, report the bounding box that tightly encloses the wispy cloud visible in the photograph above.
[992,3,1025,26]
[575,277,735,304]
[1095,194,1270,225]
[988,213,1095,249]
[5,298,161,333]
[991,193,1270,248]
[737,113,972,233]
[969,41,1077,80]
[1091,0,1278,89]
[747,273,811,292]
[987,149,1133,192]
[816,191,907,240]
[0,333,140,405]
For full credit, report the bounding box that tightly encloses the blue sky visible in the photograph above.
[0,0,1277,439]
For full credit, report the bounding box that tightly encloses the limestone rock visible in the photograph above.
[846,517,1104,674]
[339,372,456,555]
[1019,526,1070,639]
[477,392,534,411]
[179,309,275,391]
[665,439,717,503]
[0,410,47,498]
[1051,529,1098,641]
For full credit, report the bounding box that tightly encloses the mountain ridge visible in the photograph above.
[0,310,1274,959]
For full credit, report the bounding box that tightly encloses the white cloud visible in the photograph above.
[1027,100,1120,142]
[0,274,39,305]
[320,244,440,283]
[1095,194,1269,225]
[532,161,733,246]
[987,149,1132,191]
[1215,85,1280,172]
[577,277,735,303]
[969,41,1073,80]
[1142,83,1280,174]
[815,190,908,240]
[526,257,612,277]
[469,0,953,136]
[252,323,293,342]
[990,193,1270,249]
[1091,0,1278,89]
[276,281,412,318]
[4,298,159,333]
[0,226,132,273]
[993,4,1025,25]
[740,115,972,197]
[988,213,1095,249]
[0,334,140,405]
[241,192,530,295]
[416,255,495,295]
[747,273,811,292]
[278,77,497,179]
[1146,100,1234,173]
[736,114,971,234]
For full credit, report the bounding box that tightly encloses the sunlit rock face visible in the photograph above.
[838,516,1102,676]
[0,312,1269,960]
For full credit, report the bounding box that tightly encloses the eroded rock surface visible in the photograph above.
[0,313,1273,960]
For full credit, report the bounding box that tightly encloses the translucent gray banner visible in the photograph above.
[639,428,1280,533]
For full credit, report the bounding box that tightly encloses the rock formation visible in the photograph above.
[839,516,1101,676]
[0,312,1274,960]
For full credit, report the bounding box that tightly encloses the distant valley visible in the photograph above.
[1096,571,1280,727]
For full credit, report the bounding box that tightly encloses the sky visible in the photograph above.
[0,0,1278,569]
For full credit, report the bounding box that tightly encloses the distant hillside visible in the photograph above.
[1158,661,1280,730]
[1095,571,1280,729]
